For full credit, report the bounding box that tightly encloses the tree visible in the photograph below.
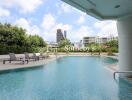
[105,40,118,48]
[58,39,71,48]
[28,35,47,47]
[0,23,47,54]
[106,40,118,52]
[0,23,27,46]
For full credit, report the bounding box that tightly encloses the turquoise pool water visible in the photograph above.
[0,56,132,100]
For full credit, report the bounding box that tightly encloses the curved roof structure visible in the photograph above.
[61,0,132,20]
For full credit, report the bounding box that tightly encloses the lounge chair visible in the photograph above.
[45,53,50,58]
[24,52,38,61]
[3,53,28,64]
[33,53,39,61]
[38,53,47,59]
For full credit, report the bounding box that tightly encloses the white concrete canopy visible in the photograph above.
[62,0,132,20]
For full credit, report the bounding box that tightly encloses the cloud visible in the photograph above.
[18,0,43,13]
[57,2,85,15]
[55,23,72,31]
[77,14,86,24]
[41,13,56,30]
[59,2,72,13]
[15,18,30,30]
[69,25,94,42]
[15,18,41,35]
[0,7,10,17]
[0,0,43,13]
[94,21,118,37]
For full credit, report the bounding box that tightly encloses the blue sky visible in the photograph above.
[0,0,118,42]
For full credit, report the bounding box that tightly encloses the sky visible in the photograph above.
[0,0,118,42]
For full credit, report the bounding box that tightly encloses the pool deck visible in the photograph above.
[104,63,118,72]
[0,55,64,71]
[0,53,118,72]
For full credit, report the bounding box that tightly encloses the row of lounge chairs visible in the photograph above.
[3,52,49,64]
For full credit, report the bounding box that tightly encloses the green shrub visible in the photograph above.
[107,51,115,56]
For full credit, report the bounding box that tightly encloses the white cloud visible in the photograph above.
[17,0,43,13]
[94,21,118,37]
[0,7,10,17]
[77,15,85,24]
[69,26,94,42]
[60,2,72,13]
[57,2,85,15]
[15,18,41,35]
[0,0,43,13]
[55,23,72,31]
[41,13,56,30]
[56,2,73,15]
[15,18,30,30]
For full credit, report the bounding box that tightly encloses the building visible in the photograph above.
[83,37,96,46]
[98,37,108,44]
[64,30,67,39]
[56,29,64,43]
[83,36,118,46]
[56,29,68,43]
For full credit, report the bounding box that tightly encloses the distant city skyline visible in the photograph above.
[0,0,118,42]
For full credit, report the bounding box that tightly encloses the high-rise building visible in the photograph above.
[56,29,65,43]
[64,30,67,39]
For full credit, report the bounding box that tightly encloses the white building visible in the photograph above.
[83,36,118,46]
[97,37,108,44]
[83,37,96,46]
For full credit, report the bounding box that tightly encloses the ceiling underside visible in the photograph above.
[61,0,132,20]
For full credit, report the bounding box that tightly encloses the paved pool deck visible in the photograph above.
[0,53,118,71]
[0,55,65,71]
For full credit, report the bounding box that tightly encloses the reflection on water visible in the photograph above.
[118,78,132,100]
[101,57,118,64]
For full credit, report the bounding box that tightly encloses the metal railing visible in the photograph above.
[113,71,132,80]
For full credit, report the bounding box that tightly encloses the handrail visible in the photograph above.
[113,71,132,80]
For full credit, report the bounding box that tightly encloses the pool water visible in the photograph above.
[0,56,132,100]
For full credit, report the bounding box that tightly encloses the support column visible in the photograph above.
[117,16,132,76]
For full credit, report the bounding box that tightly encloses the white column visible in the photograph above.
[117,16,132,76]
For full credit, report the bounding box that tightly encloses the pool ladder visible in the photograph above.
[113,71,132,80]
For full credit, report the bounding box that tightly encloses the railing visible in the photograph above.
[113,71,132,80]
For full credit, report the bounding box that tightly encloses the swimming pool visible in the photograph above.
[0,56,131,100]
